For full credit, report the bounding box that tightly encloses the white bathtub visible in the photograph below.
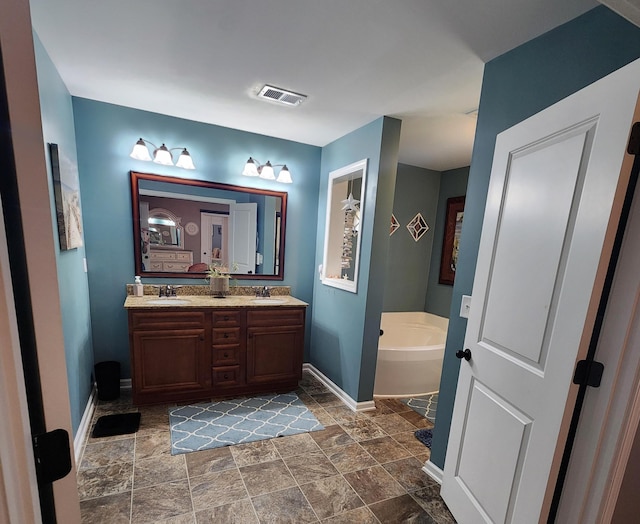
[373,312,448,398]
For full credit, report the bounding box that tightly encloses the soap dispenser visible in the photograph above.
[134,276,144,297]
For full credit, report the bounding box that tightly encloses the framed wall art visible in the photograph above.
[49,143,84,251]
[439,195,465,285]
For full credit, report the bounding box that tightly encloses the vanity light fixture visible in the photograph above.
[130,138,196,170]
[242,157,292,183]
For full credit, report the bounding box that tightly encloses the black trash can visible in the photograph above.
[94,361,120,401]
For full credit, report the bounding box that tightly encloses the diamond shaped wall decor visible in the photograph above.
[390,214,400,236]
[407,212,429,242]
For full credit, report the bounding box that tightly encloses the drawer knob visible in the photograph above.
[224,373,229,379]
[224,352,229,358]
[224,316,229,321]
[224,333,229,338]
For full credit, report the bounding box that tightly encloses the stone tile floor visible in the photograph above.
[77,371,456,523]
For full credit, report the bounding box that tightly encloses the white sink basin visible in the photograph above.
[251,298,287,305]
[145,298,192,305]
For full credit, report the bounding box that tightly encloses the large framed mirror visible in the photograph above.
[131,171,287,279]
[321,159,367,293]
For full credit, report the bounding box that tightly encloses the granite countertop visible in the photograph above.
[124,294,308,309]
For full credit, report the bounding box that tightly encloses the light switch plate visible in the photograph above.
[460,295,471,318]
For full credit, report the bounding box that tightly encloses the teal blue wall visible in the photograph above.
[34,34,94,435]
[430,6,640,469]
[72,98,321,376]
[310,117,401,402]
[383,164,440,312]
[424,166,469,318]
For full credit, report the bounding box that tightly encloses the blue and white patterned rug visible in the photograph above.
[401,393,438,422]
[169,392,324,455]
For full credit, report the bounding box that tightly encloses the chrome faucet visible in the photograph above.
[254,286,270,298]
[253,286,271,298]
[159,285,179,297]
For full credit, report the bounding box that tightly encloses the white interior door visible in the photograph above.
[231,203,257,274]
[200,213,229,268]
[441,59,640,524]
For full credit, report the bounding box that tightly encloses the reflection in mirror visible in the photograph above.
[131,171,287,280]
[147,208,184,248]
[321,159,367,293]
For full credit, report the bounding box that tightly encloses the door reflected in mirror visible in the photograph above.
[131,172,287,280]
[321,159,367,293]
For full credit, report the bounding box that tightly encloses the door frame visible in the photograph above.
[552,107,640,520]
[1,0,81,521]
[0,197,41,524]
[542,99,640,523]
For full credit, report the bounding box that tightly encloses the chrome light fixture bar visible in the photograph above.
[242,157,292,183]
[130,138,195,170]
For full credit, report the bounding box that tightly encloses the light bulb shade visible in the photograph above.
[175,148,195,170]
[130,138,152,161]
[259,161,275,180]
[242,157,260,177]
[276,165,292,183]
[153,144,174,166]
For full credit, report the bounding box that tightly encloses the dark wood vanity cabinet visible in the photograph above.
[128,306,305,405]
[129,310,210,405]
[247,308,304,386]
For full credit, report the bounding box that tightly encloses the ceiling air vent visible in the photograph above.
[258,85,307,106]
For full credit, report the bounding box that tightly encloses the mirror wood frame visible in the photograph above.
[130,171,287,280]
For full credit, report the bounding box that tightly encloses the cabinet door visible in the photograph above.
[132,328,209,399]
[246,325,303,384]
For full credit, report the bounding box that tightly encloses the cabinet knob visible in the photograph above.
[224,333,229,338]
[224,352,229,358]
[223,373,229,379]
[224,316,229,321]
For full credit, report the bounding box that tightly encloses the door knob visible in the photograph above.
[456,349,472,361]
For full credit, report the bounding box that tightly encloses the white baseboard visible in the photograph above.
[74,379,130,465]
[423,460,443,484]
[302,363,376,412]
[74,385,96,465]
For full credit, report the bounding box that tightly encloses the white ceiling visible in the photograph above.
[29,0,597,171]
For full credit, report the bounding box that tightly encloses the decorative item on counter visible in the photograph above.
[134,276,144,296]
[206,261,238,298]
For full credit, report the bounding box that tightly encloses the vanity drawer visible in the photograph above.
[212,327,240,345]
[212,366,241,387]
[212,346,239,365]
[130,310,205,330]
[247,308,305,327]
[212,310,241,326]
